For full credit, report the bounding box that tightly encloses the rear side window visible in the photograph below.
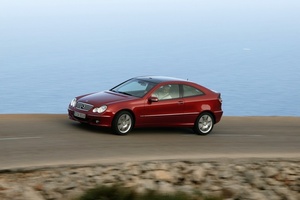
[183,85,204,97]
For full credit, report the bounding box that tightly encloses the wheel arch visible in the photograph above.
[112,109,136,127]
[198,110,216,124]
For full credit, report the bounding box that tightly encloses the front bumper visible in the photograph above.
[68,109,112,127]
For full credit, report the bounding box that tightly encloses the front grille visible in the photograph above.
[75,102,93,111]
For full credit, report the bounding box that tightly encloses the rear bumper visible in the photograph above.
[214,110,223,124]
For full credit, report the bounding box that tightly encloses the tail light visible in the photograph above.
[218,93,222,103]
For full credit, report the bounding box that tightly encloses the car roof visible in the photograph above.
[135,76,186,83]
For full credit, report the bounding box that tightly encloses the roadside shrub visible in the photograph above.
[77,185,222,200]
[78,185,136,200]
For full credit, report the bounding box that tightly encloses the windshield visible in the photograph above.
[110,79,157,98]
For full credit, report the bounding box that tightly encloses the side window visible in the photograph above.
[152,84,179,100]
[183,85,204,97]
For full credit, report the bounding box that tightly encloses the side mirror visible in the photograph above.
[148,96,159,102]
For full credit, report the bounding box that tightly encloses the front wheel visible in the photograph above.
[193,112,214,135]
[112,111,133,135]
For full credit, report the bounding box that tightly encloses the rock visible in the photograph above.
[62,182,77,190]
[191,167,206,182]
[101,174,116,183]
[23,187,44,200]
[0,181,9,191]
[201,162,214,169]
[151,170,174,183]
[235,165,246,172]
[265,178,283,186]
[283,168,297,175]
[244,171,258,183]
[127,166,140,176]
[263,166,279,177]
[248,192,268,200]
[222,185,241,199]
[158,182,175,194]
[63,188,84,200]
[251,178,266,189]
[136,179,157,192]
[219,170,232,179]
[172,162,188,170]
[210,185,222,191]
[156,163,170,170]
[175,185,194,194]
[273,187,295,199]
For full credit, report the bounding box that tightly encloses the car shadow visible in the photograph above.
[131,127,195,135]
[66,120,195,135]
[67,121,112,135]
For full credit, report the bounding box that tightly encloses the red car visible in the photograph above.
[68,76,223,135]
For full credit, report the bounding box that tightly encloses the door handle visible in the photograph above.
[178,101,184,105]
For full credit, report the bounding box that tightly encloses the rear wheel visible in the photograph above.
[112,111,133,135]
[194,112,214,135]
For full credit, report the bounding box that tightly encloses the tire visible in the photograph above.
[112,111,133,135]
[193,112,214,135]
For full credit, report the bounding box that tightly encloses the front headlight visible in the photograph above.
[70,98,77,107]
[93,105,107,113]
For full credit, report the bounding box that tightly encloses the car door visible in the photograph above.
[142,84,184,126]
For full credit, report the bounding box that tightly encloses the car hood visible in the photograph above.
[77,91,136,106]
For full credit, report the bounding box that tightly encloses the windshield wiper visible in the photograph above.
[110,89,133,96]
[117,91,133,96]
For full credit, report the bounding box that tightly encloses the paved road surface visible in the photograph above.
[0,115,299,170]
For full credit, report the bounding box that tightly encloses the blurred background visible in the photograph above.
[0,0,299,115]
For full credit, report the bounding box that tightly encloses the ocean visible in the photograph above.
[1,0,300,116]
